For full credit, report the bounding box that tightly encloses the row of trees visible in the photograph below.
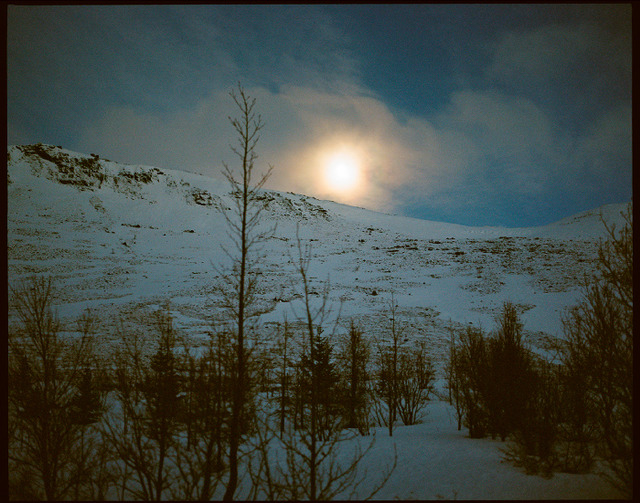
[9,216,631,499]
[447,203,633,497]
[8,271,440,499]
[265,305,435,440]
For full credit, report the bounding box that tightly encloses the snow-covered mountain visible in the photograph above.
[7,143,628,499]
[7,143,627,358]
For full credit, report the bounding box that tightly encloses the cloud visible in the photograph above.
[7,5,361,148]
[77,84,479,213]
[76,89,236,174]
[78,72,629,222]
[443,91,553,156]
[433,9,632,220]
[574,103,632,180]
[485,11,631,123]
[434,90,556,194]
[487,23,598,85]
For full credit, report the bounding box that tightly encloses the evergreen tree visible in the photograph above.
[298,335,341,437]
[143,312,180,500]
[102,308,181,501]
[337,321,371,434]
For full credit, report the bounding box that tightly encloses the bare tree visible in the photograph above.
[555,345,596,474]
[277,317,292,437]
[293,232,332,500]
[375,293,403,436]
[101,310,181,501]
[250,418,395,501]
[503,357,562,477]
[8,276,104,500]
[446,323,464,431]
[485,302,536,441]
[67,311,113,500]
[451,305,536,442]
[560,203,633,497]
[396,340,434,426]
[452,325,489,439]
[145,310,180,499]
[216,83,274,501]
[170,327,232,500]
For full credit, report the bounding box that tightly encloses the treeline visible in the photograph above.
[446,203,632,497]
[7,274,439,500]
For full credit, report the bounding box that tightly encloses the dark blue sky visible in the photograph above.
[7,4,632,227]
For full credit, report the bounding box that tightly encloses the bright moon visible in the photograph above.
[324,150,360,192]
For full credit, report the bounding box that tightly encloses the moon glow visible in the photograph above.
[324,149,360,192]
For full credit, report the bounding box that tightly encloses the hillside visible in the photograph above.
[6,143,628,499]
[7,143,626,349]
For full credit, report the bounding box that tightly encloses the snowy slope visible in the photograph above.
[8,143,626,348]
[7,143,628,499]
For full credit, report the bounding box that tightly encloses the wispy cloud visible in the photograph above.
[435,90,558,194]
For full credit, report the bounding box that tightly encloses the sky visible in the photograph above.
[7,4,632,227]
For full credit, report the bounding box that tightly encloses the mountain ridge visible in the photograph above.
[8,143,628,238]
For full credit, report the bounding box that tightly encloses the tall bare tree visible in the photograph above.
[218,83,274,501]
[294,233,330,500]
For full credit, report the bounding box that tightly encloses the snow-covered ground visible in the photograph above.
[7,144,628,499]
[350,402,619,500]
